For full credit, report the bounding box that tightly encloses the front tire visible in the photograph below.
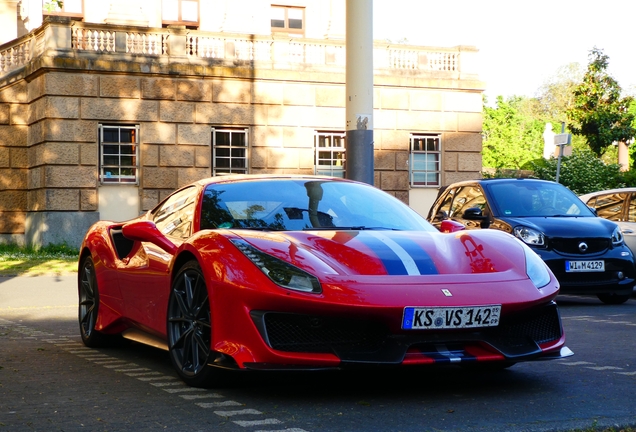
[78,256,107,347]
[597,293,631,305]
[167,261,219,387]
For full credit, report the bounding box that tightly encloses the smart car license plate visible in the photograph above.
[402,305,501,330]
[566,260,604,272]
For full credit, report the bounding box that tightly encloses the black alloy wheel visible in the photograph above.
[167,261,218,387]
[78,256,106,347]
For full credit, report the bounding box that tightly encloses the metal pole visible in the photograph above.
[345,0,374,185]
[555,122,565,183]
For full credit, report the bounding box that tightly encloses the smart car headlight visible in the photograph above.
[513,226,545,246]
[611,226,624,246]
[230,239,322,294]
[523,246,551,289]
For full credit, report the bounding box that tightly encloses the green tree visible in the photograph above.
[482,96,545,170]
[535,62,583,122]
[566,47,635,157]
[530,150,624,195]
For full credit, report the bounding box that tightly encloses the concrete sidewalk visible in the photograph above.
[0,274,77,312]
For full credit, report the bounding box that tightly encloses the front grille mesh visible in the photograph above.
[264,314,387,353]
[261,304,562,356]
[493,304,561,347]
[549,238,609,255]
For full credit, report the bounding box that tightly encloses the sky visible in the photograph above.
[373,0,636,101]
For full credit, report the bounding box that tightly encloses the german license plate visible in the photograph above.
[402,305,501,330]
[566,260,604,272]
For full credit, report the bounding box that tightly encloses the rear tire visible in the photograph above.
[78,256,108,347]
[167,261,224,388]
[597,293,631,305]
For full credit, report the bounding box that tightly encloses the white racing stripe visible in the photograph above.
[367,231,420,275]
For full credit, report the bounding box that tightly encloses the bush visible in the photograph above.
[529,150,625,195]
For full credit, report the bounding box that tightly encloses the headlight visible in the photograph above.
[513,226,545,246]
[230,239,322,294]
[611,226,624,246]
[521,242,551,288]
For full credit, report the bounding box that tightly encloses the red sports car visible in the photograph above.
[78,175,572,387]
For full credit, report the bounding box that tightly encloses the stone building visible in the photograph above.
[0,0,485,247]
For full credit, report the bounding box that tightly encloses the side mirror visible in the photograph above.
[587,206,598,216]
[122,220,177,255]
[440,219,465,233]
[434,210,449,221]
[462,207,486,220]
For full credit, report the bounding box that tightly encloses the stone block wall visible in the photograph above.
[0,56,483,246]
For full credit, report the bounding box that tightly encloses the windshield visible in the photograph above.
[199,179,436,232]
[488,181,594,217]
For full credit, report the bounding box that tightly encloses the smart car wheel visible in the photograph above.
[167,261,217,387]
[78,256,107,347]
[597,293,631,305]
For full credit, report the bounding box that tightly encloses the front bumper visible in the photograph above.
[243,302,568,370]
[538,249,636,295]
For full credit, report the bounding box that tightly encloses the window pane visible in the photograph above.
[231,158,246,168]
[104,156,120,165]
[410,134,440,187]
[120,156,135,166]
[181,1,198,21]
[231,148,246,158]
[103,129,119,142]
[100,125,139,184]
[232,133,246,147]
[103,144,119,155]
[271,6,285,28]
[64,0,82,13]
[216,131,230,146]
[216,148,230,157]
[163,0,179,21]
[289,18,303,29]
[216,158,230,168]
[120,129,136,143]
[120,145,135,155]
[103,168,120,179]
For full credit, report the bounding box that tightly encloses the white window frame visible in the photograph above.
[99,124,140,185]
[410,134,441,187]
[212,127,249,176]
[314,131,346,178]
[162,0,200,27]
[271,5,305,37]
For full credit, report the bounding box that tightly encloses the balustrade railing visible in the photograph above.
[0,19,477,77]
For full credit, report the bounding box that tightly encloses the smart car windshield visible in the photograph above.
[199,179,436,232]
[488,181,595,217]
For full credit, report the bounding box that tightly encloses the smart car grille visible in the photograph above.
[263,313,387,353]
[549,238,609,255]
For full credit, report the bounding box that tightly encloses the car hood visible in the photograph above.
[498,216,618,239]
[226,228,531,279]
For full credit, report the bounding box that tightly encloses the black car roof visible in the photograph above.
[447,178,557,187]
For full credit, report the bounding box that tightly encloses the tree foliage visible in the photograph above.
[482,96,545,170]
[529,150,625,195]
[566,48,635,157]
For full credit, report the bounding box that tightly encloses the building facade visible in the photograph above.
[0,0,485,247]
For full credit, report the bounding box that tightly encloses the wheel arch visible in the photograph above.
[172,250,199,283]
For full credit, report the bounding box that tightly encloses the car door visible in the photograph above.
[119,186,199,336]
[622,192,636,254]
[429,185,490,230]
[428,187,457,230]
[447,185,489,229]
[586,191,636,255]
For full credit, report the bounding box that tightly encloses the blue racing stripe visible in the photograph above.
[356,232,408,275]
[390,236,438,275]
